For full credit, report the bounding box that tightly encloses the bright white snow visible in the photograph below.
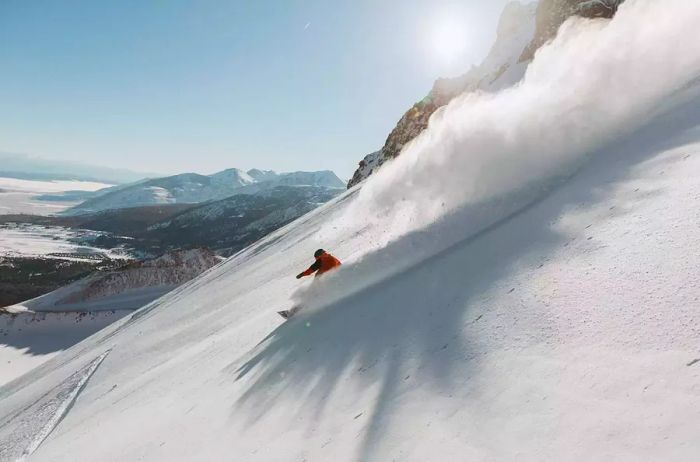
[0,249,222,386]
[1,1,700,461]
[0,311,125,388]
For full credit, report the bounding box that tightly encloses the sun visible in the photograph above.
[431,17,468,64]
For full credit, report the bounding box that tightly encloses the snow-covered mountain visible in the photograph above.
[208,168,256,188]
[246,169,279,182]
[2,185,343,258]
[2,1,700,460]
[142,185,343,255]
[64,169,344,215]
[230,170,346,196]
[0,249,222,385]
[6,248,222,314]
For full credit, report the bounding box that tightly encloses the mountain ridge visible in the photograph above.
[63,168,344,216]
[347,0,627,188]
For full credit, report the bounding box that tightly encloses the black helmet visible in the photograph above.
[314,249,325,258]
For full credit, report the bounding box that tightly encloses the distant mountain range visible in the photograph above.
[62,168,345,215]
[3,184,343,257]
[141,185,342,255]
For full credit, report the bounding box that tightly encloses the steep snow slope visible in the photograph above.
[208,168,256,188]
[0,249,222,386]
[1,1,700,461]
[0,311,127,387]
[3,99,700,460]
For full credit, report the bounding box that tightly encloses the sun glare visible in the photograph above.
[431,17,468,64]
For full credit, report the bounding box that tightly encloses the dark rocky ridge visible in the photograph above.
[520,0,624,61]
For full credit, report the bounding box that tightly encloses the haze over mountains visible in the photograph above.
[0,152,155,185]
[63,168,344,215]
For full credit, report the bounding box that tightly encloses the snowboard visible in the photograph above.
[277,306,302,320]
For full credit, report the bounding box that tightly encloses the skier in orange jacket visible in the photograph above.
[296,249,342,279]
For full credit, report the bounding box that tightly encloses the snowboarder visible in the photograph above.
[278,249,342,320]
[296,249,342,279]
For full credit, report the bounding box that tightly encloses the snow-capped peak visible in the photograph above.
[246,169,279,182]
[63,167,343,215]
[209,168,256,188]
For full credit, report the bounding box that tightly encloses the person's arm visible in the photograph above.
[296,259,321,279]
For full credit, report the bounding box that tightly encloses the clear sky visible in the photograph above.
[0,0,514,178]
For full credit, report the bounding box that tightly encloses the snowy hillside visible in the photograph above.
[0,249,222,386]
[1,1,700,461]
[218,170,345,196]
[64,168,344,215]
[6,248,222,314]
[143,185,343,255]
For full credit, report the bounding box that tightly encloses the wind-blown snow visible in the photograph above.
[343,0,700,247]
[1,1,700,461]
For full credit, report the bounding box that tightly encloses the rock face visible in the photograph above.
[347,2,538,188]
[4,248,223,313]
[58,248,222,305]
[520,0,624,61]
[347,0,625,188]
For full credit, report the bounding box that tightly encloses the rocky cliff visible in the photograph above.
[347,0,625,188]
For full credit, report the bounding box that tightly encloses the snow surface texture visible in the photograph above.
[1,1,700,461]
[0,311,125,388]
[0,249,223,386]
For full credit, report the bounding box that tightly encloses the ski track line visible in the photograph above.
[15,349,111,462]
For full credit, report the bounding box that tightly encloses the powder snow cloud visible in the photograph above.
[337,0,700,246]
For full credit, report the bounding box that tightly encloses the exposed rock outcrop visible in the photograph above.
[347,0,626,188]
[520,0,624,61]
[58,248,223,304]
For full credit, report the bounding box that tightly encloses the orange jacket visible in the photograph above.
[298,252,342,278]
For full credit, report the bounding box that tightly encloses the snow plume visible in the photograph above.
[340,0,700,247]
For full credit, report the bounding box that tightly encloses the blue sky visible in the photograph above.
[0,0,513,178]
